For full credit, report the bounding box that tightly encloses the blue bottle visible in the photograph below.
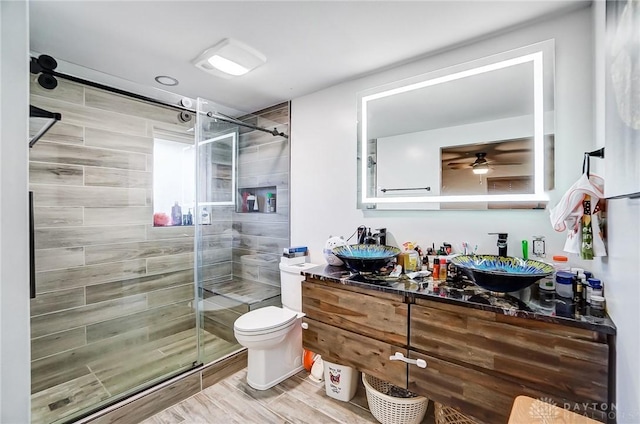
[171,201,182,226]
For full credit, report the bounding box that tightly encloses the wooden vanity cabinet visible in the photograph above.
[301,280,408,387]
[302,277,613,423]
[409,298,610,422]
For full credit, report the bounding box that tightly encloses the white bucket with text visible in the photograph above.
[324,360,359,402]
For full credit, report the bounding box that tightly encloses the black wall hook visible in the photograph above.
[583,147,605,178]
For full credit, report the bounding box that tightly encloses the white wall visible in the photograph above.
[591,2,640,422]
[0,1,31,422]
[291,6,595,263]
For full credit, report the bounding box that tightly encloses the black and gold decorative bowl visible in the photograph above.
[450,254,554,293]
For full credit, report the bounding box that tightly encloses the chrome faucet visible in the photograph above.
[489,233,508,256]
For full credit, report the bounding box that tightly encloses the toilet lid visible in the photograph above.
[234,306,297,333]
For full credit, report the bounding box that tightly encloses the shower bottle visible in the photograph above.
[171,201,182,226]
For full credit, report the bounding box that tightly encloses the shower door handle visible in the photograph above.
[29,191,36,299]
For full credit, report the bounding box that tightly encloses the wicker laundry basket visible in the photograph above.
[362,373,429,424]
[434,402,478,424]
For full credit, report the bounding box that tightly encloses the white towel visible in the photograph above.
[550,173,607,257]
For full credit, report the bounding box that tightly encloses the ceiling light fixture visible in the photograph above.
[472,164,490,175]
[192,38,266,79]
[472,152,490,175]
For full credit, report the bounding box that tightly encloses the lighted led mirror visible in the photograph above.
[357,40,555,210]
[197,131,238,206]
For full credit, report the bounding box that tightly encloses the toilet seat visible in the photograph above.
[234,306,298,336]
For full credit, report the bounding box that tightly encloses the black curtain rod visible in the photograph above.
[31,56,287,138]
[40,66,196,114]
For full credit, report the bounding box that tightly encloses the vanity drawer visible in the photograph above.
[410,301,609,404]
[407,350,607,424]
[407,350,549,424]
[302,281,407,346]
[302,317,407,388]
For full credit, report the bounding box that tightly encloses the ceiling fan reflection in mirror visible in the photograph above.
[471,152,490,174]
[446,151,525,172]
[443,137,530,174]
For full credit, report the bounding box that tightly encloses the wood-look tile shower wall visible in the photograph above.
[232,103,290,286]
[28,79,230,393]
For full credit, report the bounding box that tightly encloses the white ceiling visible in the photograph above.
[29,1,587,115]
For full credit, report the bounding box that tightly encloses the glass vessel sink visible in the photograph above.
[332,244,401,274]
[450,254,554,293]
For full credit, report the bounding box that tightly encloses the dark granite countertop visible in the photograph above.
[303,265,616,335]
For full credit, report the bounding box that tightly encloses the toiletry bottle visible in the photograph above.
[405,250,419,272]
[171,201,182,226]
[574,282,585,316]
[439,258,448,281]
[397,251,407,273]
[587,278,602,303]
[589,295,606,319]
[201,207,211,225]
[247,194,256,212]
[266,193,276,213]
[432,258,440,280]
[242,192,249,213]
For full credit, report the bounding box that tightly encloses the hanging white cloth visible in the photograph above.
[549,173,607,257]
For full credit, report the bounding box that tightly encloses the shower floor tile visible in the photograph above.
[31,373,110,424]
[31,329,240,424]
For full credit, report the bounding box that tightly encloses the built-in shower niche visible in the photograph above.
[237,186,277,213]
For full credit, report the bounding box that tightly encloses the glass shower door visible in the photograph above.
[195,98,243,364]
[195,99,290,365]
[29,78,200,423]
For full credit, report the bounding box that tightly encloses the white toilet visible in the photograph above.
[233,260,318,390]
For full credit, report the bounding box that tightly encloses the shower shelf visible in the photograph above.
[237,185,277,213]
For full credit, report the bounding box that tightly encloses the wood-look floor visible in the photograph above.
[31,330,240,424]
[143,368,436,424]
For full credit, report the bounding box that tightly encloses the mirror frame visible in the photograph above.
[357,39,555,209]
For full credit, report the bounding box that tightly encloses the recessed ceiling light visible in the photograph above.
[155,75,179,86]
[192,38,266,79]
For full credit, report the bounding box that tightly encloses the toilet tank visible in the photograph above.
[279,262,318,312]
